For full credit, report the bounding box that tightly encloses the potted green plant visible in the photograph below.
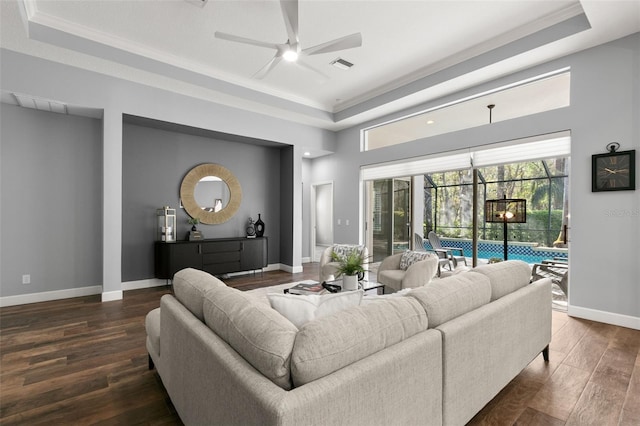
[331,249,369,290]
[188,217,200,231]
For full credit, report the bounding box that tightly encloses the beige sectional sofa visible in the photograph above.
[146,260,551,426]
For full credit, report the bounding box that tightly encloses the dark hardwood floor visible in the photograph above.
[1,263,638,425]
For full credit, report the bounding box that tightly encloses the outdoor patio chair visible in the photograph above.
[427,231,468,269]
[532,259,568,297]
[415,233,452,276]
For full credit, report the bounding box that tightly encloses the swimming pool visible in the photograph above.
[429,239,568,265]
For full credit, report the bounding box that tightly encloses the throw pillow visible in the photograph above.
[399,250,431,270]
[268,290,364,329]
[331,244,363,261]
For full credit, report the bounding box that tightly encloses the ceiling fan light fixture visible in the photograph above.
[283,49,298,62]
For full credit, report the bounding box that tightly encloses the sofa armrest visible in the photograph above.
[436,278,552,426]
[160,294,290,425]
[319,246,333,266]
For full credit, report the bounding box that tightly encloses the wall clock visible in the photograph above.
[592,143,636,192]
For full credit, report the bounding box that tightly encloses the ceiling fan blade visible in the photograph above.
[253,55,283,79]
[215,31,279,50]
[296,60,329,81]
[302,33,362,56]
[280,0,299,44]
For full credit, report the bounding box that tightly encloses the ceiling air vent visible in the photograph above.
[330,58,354,70]
[13,93,68,114]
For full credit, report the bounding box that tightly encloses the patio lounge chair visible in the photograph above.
[427,231,468,269]
[532,259,568,297]
[415,233,452,276]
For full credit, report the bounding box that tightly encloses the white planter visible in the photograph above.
[342,274,359,291]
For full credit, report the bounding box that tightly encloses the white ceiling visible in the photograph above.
[1,0,639,131]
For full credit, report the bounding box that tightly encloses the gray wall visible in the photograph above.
[0,104,103,297]
[1,47,326,300]
[307,33,640,323]
[122,122,283,281]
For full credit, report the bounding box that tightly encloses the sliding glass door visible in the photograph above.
[365,178,411,262]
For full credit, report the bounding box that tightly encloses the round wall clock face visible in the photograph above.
[592,150,636,192]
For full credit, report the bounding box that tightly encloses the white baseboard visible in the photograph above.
[568,305,640,330]
[264,263,280,272]
[0,263,301,307]
[279,264,304,273]
[302,256,311,263]
[0,286,102,307]
[122,278,168,291]
[101,290,123,302]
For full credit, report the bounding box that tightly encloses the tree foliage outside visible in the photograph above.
[423,157,569,247]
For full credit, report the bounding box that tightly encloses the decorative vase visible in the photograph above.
[191,225,197,231]
[246,217,256,238]
[342,274,359,291]
[255,214,265,237]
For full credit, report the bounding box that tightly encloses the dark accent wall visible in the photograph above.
[122,121,284,281]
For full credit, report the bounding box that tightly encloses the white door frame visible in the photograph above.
[311,181,334,262]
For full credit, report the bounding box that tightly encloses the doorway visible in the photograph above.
[311,182,334,262]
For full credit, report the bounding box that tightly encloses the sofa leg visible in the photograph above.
[542,345,549,362]
[148,354,155,370]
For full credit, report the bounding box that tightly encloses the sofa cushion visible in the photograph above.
[203,284,298,390]
[267,290,364,329]
[472,260,532,301]
[173,268,226,321]
[399,250,432,270]
[145,307,161,356]
[291,297,428,386]
[407,272,491,328]
[377,269,405,290]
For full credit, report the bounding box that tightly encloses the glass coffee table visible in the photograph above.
[324,279,385,295]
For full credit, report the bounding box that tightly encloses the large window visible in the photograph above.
[362,132,571,261]
[424,157,569,247]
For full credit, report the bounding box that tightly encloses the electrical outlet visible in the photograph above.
[22,274,31,284]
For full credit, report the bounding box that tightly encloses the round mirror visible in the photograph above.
[194,176,230,212]
[180,164,242,224]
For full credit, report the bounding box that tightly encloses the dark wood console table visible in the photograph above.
[155,237,268,280]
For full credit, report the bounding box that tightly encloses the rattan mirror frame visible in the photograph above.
[180,163,242,224]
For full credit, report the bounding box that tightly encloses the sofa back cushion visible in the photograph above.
[173,268,226,321]
[203,285,298,390]
[291,297,428,387]
[472,260,531,301]
[407,272,491,328]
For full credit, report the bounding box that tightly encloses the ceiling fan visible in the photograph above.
[214,0,362,79]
